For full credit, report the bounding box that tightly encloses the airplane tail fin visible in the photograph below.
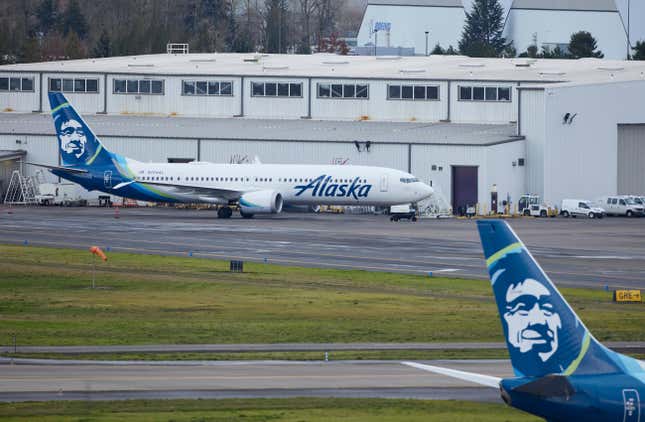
[476,220,617,378]
[49,92,112,168]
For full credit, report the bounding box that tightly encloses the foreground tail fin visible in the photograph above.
[49,92,111,168]
[476,220,596,377]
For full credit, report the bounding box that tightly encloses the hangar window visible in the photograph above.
[387,84,439,101]
[251,81,302,98]
[114,78,164,95]
[182,80,234,96]
[317,83,369,99]
[0,76,35,92]
[458,85,512,102]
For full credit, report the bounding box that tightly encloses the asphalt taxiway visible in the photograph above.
[1,207,645,289]
[0,359,510,402]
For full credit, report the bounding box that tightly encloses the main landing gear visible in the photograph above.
[217,206,233,219]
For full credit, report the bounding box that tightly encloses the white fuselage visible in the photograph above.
[127,160,433,206]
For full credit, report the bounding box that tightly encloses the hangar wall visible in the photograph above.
[521,80,645,205]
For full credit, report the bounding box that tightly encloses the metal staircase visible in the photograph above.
[3,170,38,205]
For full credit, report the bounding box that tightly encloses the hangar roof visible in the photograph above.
[0,149,26,161]
[367,0,463,7]
[0,113,522,146]
[510,0,618,12]
[1,53,644,85]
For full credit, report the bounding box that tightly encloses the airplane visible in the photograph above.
[36,92,433,219]
[404,220,644,422]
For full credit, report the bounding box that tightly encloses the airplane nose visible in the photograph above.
[418,183,433,200]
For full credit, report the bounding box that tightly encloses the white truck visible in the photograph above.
[390,204,418,222]
[560,199,605,219]
[596,195,644,217]
[36,183,84,206]
[518,194,557,217]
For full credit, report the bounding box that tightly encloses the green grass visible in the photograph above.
[0,398,541,421]
[0,244,643,347]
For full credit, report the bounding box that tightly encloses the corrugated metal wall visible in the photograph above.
[0,72,40,112]
[518,89,545,198]
[617,124,645,195]
[450,81,517,124]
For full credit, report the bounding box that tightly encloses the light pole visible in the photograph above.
[627,0,631,59]
[374,29,379,56]
[425,31,429,56]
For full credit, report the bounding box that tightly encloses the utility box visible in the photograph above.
[230,260,244,273]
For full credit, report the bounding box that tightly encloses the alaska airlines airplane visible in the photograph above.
[38,93,433,218]
[404,220,644,422]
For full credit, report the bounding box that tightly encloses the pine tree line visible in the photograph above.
[0,0,358,64]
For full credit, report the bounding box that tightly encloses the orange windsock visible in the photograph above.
[89,246,108,261]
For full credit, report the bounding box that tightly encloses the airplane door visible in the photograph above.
[623,389,640,422]
[103,170,112,189]
[380,174,388,192]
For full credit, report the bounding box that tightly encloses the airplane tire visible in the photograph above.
[241,211,254,219]
[217,207,233,219]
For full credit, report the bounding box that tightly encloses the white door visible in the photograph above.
[380,174,388,192]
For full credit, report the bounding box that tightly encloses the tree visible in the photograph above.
[568,31,603,58]
[459,0,506,57]
[264,0,289,53]
[541,45,569,59]
[445,45,458,55]
[62,0,88,39]
[296,0,319,54]
[632,40,645,60]
[431,43,445,55]
[92,29,111,57]
[64,30,84,59]
[35,0,58,36]
[317,32,348,55]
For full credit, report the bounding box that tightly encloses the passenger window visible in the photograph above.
[612,199,617,204]
[620,200,626,205]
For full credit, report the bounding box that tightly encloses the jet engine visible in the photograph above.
[239,190,283,216]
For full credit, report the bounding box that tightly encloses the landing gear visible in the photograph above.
[240,211,254,219]
[217,206,233,219]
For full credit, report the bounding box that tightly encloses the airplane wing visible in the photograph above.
[401,361,501,388]
[26,162,88,174]
[136,180,247,201]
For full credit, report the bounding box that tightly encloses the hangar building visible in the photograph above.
[0,52,644,213]
[356,0,631,60]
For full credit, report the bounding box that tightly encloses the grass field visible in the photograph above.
[1,244,644,349]
[0,398,541,421]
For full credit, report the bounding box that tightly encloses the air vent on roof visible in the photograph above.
[539,71,565,76]
[597,66,624,72]
[459,63,485,68]
[243,55,262,62]
[263,65,289,70]
[514,59,536,67]
[399,68,426,74]
[322,60,349,65]
[128,64,154,68]
[375,56,401,61]
[189,59,216,63]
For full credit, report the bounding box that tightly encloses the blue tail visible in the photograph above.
[476,220,622,378]
[49,92,112,168]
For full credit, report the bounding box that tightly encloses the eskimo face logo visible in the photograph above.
[59,119,87,160]
[503,278,561,362]
[294,175,372,200]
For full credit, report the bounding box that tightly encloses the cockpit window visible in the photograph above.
[400,177,419,183]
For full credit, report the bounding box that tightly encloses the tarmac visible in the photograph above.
[0,359,510,402]
[2,206,645,289]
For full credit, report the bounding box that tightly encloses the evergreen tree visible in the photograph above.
[62,0,88,39]
[64,30,83,59]
[631,40,645,60]
[445,45,458,55]
[92,29,111,57]
[431,43,445,55]
[458,0,506,57]
[568,31,603,58]
[22,36,42,63]
[541,45,570,59]
[265,0,289,53]
[35,0,58,36]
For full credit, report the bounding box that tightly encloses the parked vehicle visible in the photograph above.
[596,195,644,217]
[560,199,605,219]
[390,204,417,222]
[36,183,84,206]
[518,194,557,217]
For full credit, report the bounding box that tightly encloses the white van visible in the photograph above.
[597,196,644,217]
[561,199,605,219]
